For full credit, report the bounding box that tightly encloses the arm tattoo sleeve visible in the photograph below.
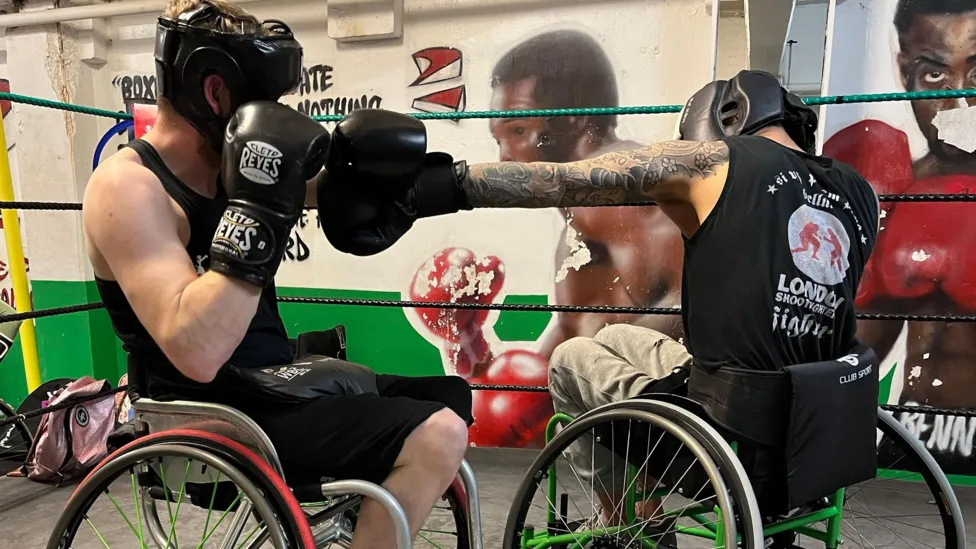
[461,140,730,208]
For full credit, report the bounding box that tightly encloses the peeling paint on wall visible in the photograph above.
[45,27,80,141]
[555,224,591,283]
[933,104,976,153]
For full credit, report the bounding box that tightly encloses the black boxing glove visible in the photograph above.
[317,109,471,256]
[211,101,331,287]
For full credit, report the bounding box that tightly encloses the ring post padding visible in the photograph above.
[0,112,40,391]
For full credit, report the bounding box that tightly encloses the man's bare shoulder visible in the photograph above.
[85,148,169,216]
[83,148,179,241]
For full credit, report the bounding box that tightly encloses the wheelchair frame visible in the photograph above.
[129,397,485,549]
[511,397,965,549]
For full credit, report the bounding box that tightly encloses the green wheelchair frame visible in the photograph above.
[517,413,847,549]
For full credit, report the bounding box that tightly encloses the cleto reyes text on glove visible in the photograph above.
[211,101,331,287]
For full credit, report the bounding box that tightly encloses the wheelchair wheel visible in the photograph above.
[48,429,315,548]
[0,397,32,467]
[805,408,966,549]
[503,405,763,549]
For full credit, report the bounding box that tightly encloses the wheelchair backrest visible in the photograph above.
[688,345,880,511]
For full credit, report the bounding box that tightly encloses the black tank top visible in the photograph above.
[681,136,878,371]
[96,139,292,400]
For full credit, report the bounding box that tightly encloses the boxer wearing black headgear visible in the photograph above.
[154,0,303,153]
[677,70,818,153]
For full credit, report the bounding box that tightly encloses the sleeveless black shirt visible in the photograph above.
[96,139,292,400]
[681,136,878,371]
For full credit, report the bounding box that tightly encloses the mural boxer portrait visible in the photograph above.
[488,29,684,360]
[824,0,976,460]
[412,30,684,448]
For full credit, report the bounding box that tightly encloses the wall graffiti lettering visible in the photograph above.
[295,96,383,118]
[409,47,465,121]
[111,66,384,120]
[900,405,976,459]
[0,288,32,310]
[299,64,334,96]
[112,74,157,102]
[284,210,318,262]
[0,252,33,310]
[292,64,383,117]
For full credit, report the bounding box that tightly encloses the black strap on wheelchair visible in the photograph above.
[291,326,347,360]
[687,361,791,447]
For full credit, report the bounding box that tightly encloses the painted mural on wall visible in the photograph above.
[409,47,466,119]
[406,30,687,448]
[823,0,976,473]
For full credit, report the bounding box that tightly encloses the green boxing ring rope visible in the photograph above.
[2,87,976,122]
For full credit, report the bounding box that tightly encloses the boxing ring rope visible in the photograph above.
[0,86,973,409]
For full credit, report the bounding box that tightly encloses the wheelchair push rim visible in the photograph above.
[48,429,315,549]
[290,478,469,549]
[502,407,740,549]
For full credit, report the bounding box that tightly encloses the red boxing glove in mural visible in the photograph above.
[823,120,915,307]
[877,175,976,310]
[468,349,553,448]
[410,247,505,377]
[822,119,915,203]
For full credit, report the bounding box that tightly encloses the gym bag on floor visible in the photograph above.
[16,376,121,484]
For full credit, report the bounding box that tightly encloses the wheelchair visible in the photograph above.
[502,365,967,548]
[47,397,485,549]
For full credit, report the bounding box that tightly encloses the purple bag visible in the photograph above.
[18,377,118,483]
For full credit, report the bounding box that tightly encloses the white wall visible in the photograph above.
[779,0,829,95]
[716,12,748,80]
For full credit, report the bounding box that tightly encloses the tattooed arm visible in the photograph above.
[460,140,730,208]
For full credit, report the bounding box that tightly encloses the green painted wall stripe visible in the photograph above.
[496,294,553,342]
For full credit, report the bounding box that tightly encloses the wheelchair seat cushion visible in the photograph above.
[228,356,380,404]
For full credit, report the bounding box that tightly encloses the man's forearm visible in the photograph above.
[459,141,729,209]
[164,272,262,382]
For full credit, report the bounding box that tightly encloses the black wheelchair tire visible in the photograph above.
[442,479,470,549]
[876,407,966,549]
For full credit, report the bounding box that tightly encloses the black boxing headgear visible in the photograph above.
[154,1,303,153]
[677,70,818,153]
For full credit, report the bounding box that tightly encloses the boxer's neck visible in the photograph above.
[754,126,802,153]
[144,112,221,198]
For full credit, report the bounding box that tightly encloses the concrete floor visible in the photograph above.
[0,447,974,548]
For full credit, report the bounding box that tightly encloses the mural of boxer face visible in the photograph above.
[489,78,584,162]
[897,7,976,160]
[488,30,619,164]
